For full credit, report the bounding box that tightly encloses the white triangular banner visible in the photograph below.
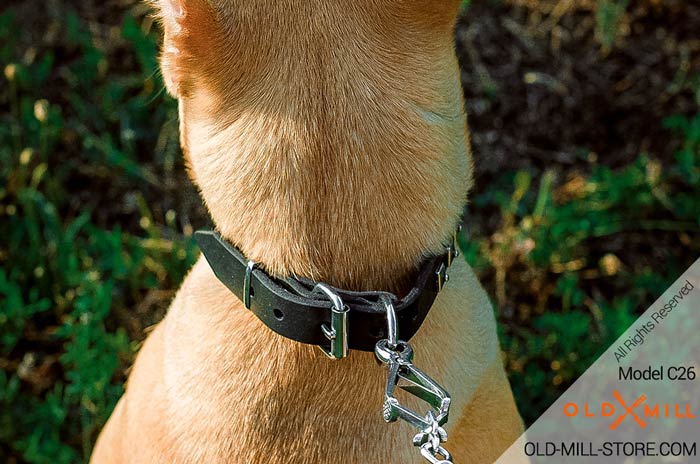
[497,257,700,463]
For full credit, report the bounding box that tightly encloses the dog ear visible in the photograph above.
[151,0,218,98]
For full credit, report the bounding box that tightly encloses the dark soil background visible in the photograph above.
[460,0,700,176]
[458,0,700,319]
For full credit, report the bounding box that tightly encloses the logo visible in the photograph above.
[609,390,646,430]
[563,390,697,430]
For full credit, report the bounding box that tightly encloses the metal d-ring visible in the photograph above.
[379,295,398,350]
[314,283,349,359]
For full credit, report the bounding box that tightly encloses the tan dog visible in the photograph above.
[91,0,524,462]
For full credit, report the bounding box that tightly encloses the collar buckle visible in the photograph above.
[314,283,350,359]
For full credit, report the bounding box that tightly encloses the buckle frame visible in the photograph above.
[314,283,349,359]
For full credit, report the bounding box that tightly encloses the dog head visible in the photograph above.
[153,0,471,290]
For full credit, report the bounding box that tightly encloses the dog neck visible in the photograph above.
[168,1,471,294]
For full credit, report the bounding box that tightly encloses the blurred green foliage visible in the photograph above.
[595,0,629,53]
[0,1,699,463]
[0,6,197,463]
[462,113,700,421]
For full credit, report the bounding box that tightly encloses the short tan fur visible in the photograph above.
[91,1,524,462]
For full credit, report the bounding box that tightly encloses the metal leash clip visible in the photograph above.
[374,296,453,464]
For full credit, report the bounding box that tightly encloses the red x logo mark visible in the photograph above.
[609,390,647,430]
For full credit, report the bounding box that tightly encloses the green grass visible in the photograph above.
[462,113,700,421]
[595,0,629,54]
[1,3,699,463]
[0,5,197,462]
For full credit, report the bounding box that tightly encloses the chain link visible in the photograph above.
[415,412,452,463]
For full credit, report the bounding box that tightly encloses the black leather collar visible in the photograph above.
[195,221,462,358]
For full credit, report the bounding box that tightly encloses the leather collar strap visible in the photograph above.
[194,222,462,358]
